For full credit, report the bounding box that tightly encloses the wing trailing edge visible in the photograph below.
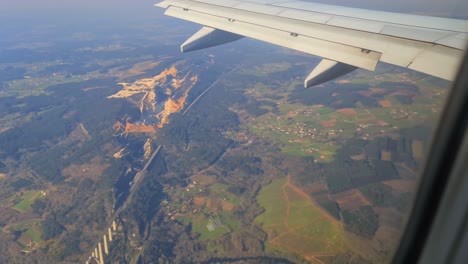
[155,0,467,86]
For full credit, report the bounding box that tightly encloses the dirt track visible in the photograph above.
[268,175,345,262]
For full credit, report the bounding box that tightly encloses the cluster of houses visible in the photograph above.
[162,181,204,220]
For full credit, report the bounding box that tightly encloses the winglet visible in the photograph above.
[305,59,358,88]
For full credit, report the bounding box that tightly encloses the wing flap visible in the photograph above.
[165,5,381,70]
[158,1,466,49]
[272,1,468,32]
[156,0,467,81]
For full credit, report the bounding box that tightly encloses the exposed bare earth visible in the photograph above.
[220,201,235,211]
[143,138,152,159]
[124,123,157,133]
[336,108,357,116]
[193,196,214,210]
[381,150,392,161]
[108,66,179,99]
[320,119,336,128]
[285,111,298,118]
[108,62,199,132]
[193,197,207,207]
[113,148,127,159]
[378,100,393,108]
[337,80,351,84]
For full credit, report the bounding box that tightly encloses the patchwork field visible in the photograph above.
[177,181,241,242]
[255,176,345,260]
[188,213,231,241]
[10,219,43,244]
[240,65,449,163]
[12,190,44,212]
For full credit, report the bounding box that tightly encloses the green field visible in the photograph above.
[255,178,345,258]
[179,182,242,242]
[238,65,450,164]
[192,214,230,240]
[10,220,43,245]
[182,212,236,241]
[208,183,241,205]
[13,190,43,212]
[246,108,340,161]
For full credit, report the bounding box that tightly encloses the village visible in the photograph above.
[160,177,237,236]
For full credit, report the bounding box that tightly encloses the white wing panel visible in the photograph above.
[277,9,332,24]
[193,0,241,7]
[165,6,381,70]
[326,17,384,33]
[156,0,467,81]
[272,1,468,32]
[233,2,285,15]
[163,1,433,67]
[409,45,461,80]
[436,33,468,50]
[381,25,453,43]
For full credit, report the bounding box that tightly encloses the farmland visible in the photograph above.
[12,191,43,211]
[241,64,448,163]
[8,219,43,244]
[165,178,241,243]
[255,176,345,261]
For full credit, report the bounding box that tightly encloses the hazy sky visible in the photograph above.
[1,0,467,17]
[0,0,153,9]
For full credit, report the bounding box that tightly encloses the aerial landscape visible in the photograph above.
[0,5,453,264]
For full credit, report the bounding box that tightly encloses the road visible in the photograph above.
[86,145,162,263]
[119,145,161,215]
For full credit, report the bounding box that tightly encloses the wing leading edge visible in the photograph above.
[155,0,468,87]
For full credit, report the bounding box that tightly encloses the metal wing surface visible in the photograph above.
[155,0,468,87]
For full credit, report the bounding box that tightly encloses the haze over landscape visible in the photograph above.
[2,0,468,16]
[0,0,458,263]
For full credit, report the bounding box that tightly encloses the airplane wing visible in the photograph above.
[155,0,468,87]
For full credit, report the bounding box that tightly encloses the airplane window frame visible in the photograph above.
[392,46,468,263]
